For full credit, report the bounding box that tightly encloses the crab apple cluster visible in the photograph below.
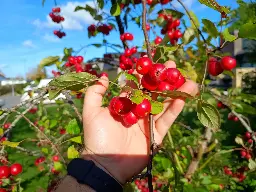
[134,177,163,192]
[136,57,185,91]
[0,163,23,192]
[65,56,84,73]
[0,163,23,178]
[49,7,64,23]
[243,131,253,144]
[120,33,134,41]
[158,13,182,45]
[228,113,239,122]
[223,166,248,182]
[119,48,138,71]
[53,30,66,39]
[87,24,113,36]
[217,101,226,109]
[208,56,237,76]
[109,97,151,127]
[49,7,66,39]
[240,148,252,160]
[34,156,46,166]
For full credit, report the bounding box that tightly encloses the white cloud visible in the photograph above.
[43,33,61,42]
[32,1,95,31]
[22,40,36,48]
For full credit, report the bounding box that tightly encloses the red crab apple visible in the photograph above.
[208,57,223,76]
[220,56,236,70]
[52,155,59,162]
[136,57,153,75]
[148,63,167,82]
[134,99,151,117]
[10,163,23,176]
[0,166,10,179]
[141,74,159,91]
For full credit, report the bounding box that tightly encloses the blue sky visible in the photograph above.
[0,0,240,78]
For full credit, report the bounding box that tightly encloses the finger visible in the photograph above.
[83,76,109,116]
[164,60,176,68]
[155,80,198,138]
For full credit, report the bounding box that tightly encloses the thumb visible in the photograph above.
[83,76,109,115]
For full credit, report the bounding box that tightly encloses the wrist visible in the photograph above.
[81,151,127,185]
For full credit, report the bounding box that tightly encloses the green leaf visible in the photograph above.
[235,136,244,146]
[232,100,256,115]
[161,158,171,169]
[97,0,104,9]
[189,11,200,28]
[69,136,82,144]
[248,159,256,170]
[222,28,237,42]
[39,56,60,68]
[95,15,103,21]
[66,119,80,135]
[130,90,151,104]
[198,0,229,14]
[156,16,167,27]
[0,128,3,135]
[124,73,139,87]
[158,9,184,19]
[110,3,121,16]
[91,43,102,48]
[159,90,194,99]
[222,70,234,77]
[48,89,62,100]
[49,119,58,129]
[2,141,21,148]
[41,148,49,154]
[74,6,85,12]
[54,162,64,171]
[197,101,221,131]
[48,72,97,93]
[183,27,195,44]
[133,16,141,27]
[150,100,164,115]
[238,22,256,40]
[67,145,79,159]
[202,19,218,38]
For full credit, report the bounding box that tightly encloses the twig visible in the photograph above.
[142,0,153,61]
[16,111,67,165]
[0,106,35,140]
[185,127,212,180]
[142,1,155,191]
[176,0,206,44]
[167,131,184,174]
[232,110,256,142]
[63,92,82,122]
[16,146,41,156]
[0,89,47,121]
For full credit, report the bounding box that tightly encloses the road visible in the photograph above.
[0,93,21,108]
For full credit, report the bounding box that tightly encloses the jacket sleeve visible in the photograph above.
[54,175,96,192]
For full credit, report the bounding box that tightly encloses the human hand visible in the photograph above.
[81,61,198,185]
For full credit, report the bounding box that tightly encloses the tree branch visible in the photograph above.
[16,111,67,165]
[176,0,206,44]
[185,127,212,180]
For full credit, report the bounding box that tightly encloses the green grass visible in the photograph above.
[3,99,83,192]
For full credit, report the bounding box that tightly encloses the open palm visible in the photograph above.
[81,61,198,184]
